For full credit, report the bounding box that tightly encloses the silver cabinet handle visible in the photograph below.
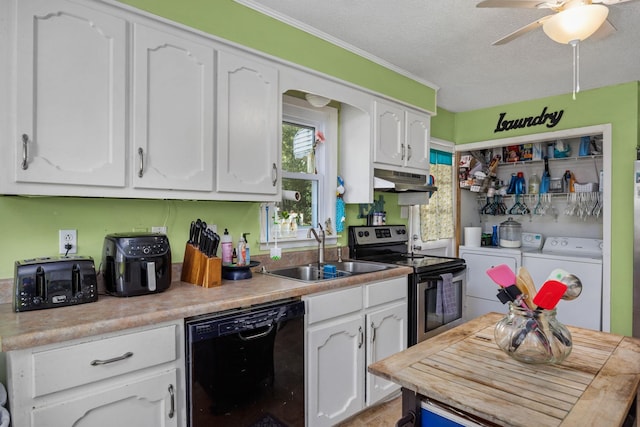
[168,384,175,419]
[271,162,278,186]
[138,147,144,178]
[21,134,29,170]
[401,143,405,160]
[358,326,364,348]
[90,351,133,366]
[371,322,376,343]
[407,144,412,161]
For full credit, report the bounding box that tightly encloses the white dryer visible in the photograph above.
[522,237,603,331]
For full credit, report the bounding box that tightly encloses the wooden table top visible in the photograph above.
[369,312,640,427]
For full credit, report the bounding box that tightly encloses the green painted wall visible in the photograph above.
[448,82,640,336]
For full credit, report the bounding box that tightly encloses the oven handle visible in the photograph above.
[418,266,466,282]
[239,323,276,341]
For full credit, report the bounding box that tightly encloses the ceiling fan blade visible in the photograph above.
[477,0,551,8]
[492,15,552,45]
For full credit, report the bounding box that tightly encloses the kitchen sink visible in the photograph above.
[265,261,395,282]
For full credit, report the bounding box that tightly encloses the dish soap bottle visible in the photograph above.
[221,229,233,265]
[237,235,247,266]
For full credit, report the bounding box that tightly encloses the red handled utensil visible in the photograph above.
[532,280,568,310]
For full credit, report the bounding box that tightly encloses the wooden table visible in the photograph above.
[369,313,640,427]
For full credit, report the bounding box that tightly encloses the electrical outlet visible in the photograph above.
[59,229,77,254]
[152,226,167,234]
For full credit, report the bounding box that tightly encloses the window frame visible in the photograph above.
[259,95,338,249]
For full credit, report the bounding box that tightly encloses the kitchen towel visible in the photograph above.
[464,227,482,247]
[436,273,456,318]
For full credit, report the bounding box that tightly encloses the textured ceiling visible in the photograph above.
[238,0,640,112]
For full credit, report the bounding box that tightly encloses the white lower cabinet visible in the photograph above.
[30,369,178,427]
[305,277,407,427]
[7,320,185,427]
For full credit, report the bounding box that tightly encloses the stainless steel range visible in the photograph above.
[348,225,467,346]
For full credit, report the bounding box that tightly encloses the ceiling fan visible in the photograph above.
[477,0,634,45]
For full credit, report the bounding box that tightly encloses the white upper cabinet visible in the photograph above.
[215,50,280,198]
[373,99,405,167]
[373,98,430,173]
[405,109,430,170]
[132,23,215,192]
[15,0,127,187]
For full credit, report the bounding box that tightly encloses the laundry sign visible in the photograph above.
[494,107,564,133]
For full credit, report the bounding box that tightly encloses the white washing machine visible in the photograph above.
[522,237,603,331]
[459,233,543,321]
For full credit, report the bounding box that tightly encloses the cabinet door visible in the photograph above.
[366,302,406,405]
[15,0,126,187]
[132,23,214,191]
[216,50,279,196]
[405,110,430,171]
[307,316,365,427]
[31,369,178,427]
[373,99,404,167]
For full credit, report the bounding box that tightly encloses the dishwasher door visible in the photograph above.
[185,299,305,427]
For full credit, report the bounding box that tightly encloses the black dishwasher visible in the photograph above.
[185,298,305,427]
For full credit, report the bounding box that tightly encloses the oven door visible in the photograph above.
[415,267,466,344]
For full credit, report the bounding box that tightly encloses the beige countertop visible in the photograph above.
[0,263,411,352]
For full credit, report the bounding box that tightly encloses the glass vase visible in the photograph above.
[494,303,572,364]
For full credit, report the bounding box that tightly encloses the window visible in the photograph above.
[411,139,456,255]
[260,95,337,249]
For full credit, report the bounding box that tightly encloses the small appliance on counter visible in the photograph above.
[14,256,98,312]
[101,232,171,297]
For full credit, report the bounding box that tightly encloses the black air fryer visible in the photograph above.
[102,232,172,297]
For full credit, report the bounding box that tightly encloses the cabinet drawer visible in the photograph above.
[365,277,407,308]
[306,286,363,325]
[32,324,177,397]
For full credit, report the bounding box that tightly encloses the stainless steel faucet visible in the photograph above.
[307,223,325,265]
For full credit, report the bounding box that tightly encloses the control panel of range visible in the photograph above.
[349,225,408,245]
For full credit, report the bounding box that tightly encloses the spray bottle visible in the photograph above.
[237,234,247,266]
[243,233,251,264]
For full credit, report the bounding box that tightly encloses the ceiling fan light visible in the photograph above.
[305,93,331,108]
[542,4,609,44]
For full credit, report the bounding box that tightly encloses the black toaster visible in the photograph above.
[101,232,172,297]
[14,256,98,312]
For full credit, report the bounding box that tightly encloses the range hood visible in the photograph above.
[373,169,437,193]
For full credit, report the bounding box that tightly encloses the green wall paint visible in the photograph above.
[449,82,640,336]
[116,0,436,112]
[431,107,456,142]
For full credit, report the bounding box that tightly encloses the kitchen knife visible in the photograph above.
[211,232,220,257]
[189,221,196,244]
[533,280,568,310]
[194,219,203,247]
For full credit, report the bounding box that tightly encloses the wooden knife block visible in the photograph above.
[181,243,222,287]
